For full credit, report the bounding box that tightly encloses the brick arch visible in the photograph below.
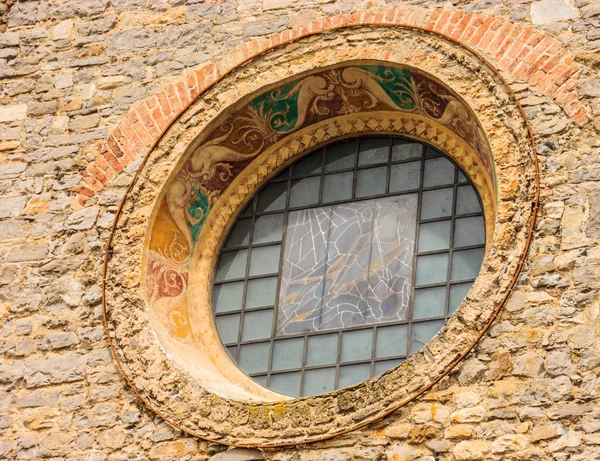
[73,6,590,207]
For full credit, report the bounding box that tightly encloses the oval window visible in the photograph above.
[211,136,485,397]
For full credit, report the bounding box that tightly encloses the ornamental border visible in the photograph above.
[76,6,582,208]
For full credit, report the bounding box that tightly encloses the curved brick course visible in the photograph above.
[73,6,591,207]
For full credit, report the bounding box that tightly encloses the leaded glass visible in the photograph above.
[212,136,485,397]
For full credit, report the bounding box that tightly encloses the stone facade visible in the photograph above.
[1,0,600,460]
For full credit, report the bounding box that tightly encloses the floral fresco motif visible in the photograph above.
[277,196,418,335]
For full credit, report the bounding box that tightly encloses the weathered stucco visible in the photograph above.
[1,0,600,459]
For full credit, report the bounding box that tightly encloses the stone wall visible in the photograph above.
[1,0,600,460]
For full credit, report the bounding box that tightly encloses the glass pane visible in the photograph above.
[292,150,322,176]
[241,309,273,341]
[224,218,251,248]
[418,220,451,252]
[227,345,237,359]
[246,277,277,308]
[413,286,446,319]
[375,324,408,358]
[374,358,404,376]
[303,367,335,396]
[253,375,267,386]
[215,250,247,281]
[392,139,422,161]
[239,342,270,374]
[458,171,468,183]
[306,333,338,366]
[421,188,453,219]
[449,282,472,315]
[257,182,287,212]
[339,363,371,388]
[249,245,280,276]
[270,372,301,397]
[216,314,240,344]
[454,216,485,247]
[341,329,373,362]
[415,253,448,286]
[423,157,455,187]
[213,281,244,313]
[290,177,320,207]
[325,139,356,171]
[410,320,445,354]
[456,185,481,214]
[425,146,440,158]
[356,167,386,198]
[253,213,284,245]
[451,248,484,281]
[272,337,304,371]
[322,172,353,203]
[359,137,389,166]
[389,161,420,193]
[240,201,253,217]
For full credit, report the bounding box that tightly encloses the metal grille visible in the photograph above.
[212,136,485,397]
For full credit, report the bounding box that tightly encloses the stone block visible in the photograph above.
[453,440,490,460]
[530,0,579,24]
[49,0,109,19]
[0,32,20,47]
[8,2,48,27]
[0,104,27,123]
[6,243,48,262]
[24,353,87,388]
[263,0,300,9]
[53,20,74,40]
[65,206,99,230]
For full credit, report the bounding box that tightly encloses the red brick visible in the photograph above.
[432,9,452,33]
[176,81,191,108]
[450,13,473,41]
[107,134,126,160]
[469,16,495,47]
[88,164,109,185]
[150,107,168,132]
[75,186,94,198]
[137,106,161,138]
[167,85,184,114]
[104,150,124,173]
[185,72,200,100]
[156,91,174,120]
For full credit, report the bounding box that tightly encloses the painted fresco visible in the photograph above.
[146,63,495,340]
[278,196,417,335]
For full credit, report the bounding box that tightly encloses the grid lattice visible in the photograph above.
[212,136,485,397]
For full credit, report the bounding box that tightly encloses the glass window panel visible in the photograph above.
[392,139,422,161]
[215,250,247,281]
[224,218,252,248]
[216,314,240,344]
[410,320,445,354]
[323,172,353,202]
[423,157,455,187]
[303,367,335,396]
[240,201,253,217]
[359,137,389,166]
[454,216,485,247]
[418,220,451,252]
[339,363,371,388]
[253,213,284,244]
[246,277,277,308]
[376,324,408,358]
[389,161,420,193]
[241,309,273,341]
[292,150,322,176]
[239,342,270,374]
[226,345,237,359]
[306,334,338,366]
[356,167,386,198]
[290,177,320,207]
[341,329,373,362]
[272,337,304,371]
[257,182,287,212]
[374,358,404,376]
[249,245,280,276]
[421,188,453,219]
[425,146,441,158]
[253,375,267,386]
[213,281,244,313]
[449,282,473,315]
[451,248,484,281]
[413,286,446,320]
[416,253,449,286]
[456,185,481,214]
[270,372,301,397]
[458,171,468,183]
[325,139,356,171]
